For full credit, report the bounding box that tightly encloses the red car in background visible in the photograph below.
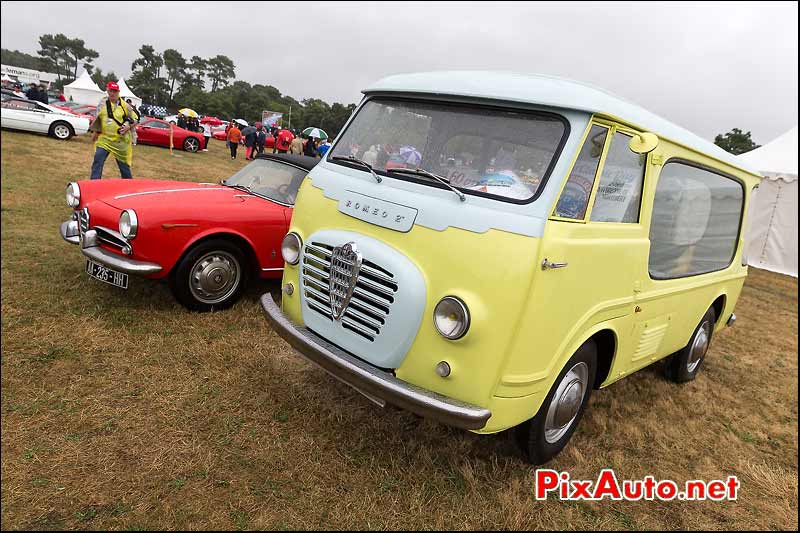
[136,117,206,152]
[51,102,96,121]
[212,125,276,149]
[59,154,319,311]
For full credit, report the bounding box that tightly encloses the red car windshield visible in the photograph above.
[223,159,308,205]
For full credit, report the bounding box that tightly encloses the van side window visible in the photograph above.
[554,124,608,219]
[589,132,646,223]
[649,162,744,279]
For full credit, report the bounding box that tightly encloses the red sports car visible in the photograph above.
[136,117,206,153]
[59,154,318,311]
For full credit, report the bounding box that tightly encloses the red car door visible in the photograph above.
[138,119,170,146]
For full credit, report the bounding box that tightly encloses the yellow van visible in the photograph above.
[261,72,762,464]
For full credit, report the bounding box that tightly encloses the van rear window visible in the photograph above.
[649,162,744,278]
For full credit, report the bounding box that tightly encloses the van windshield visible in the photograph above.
[329,98,567,202]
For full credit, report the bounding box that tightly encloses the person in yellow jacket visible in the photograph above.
[90,81,138,179]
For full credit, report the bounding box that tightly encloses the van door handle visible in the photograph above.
[542,258,568,270]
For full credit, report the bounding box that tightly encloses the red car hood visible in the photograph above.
[98,180,250,210]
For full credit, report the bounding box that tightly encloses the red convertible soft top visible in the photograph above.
[255,153,319,172]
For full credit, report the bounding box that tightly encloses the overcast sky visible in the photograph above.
[2,1,797,142]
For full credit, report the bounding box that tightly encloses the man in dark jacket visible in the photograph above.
[25,84,40,101]
[36,84,49,104]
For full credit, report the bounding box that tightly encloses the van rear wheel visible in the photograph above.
[515,339,597,465]
[664,307,716,383]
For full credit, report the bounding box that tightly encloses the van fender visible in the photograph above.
[546,319,623,393]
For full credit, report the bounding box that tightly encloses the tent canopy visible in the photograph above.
[116,78,142,108]
[739,126,797,181]
[740,126,798,278]
[63,70,104,106]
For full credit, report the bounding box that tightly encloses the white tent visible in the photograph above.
[63,70,105,106]
[740,126,798,277]
[117,78,142,108]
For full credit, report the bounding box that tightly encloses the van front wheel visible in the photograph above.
[664,307,716,383]
[515,339,597,465]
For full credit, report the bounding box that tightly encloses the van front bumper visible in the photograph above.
[260,293,491,430]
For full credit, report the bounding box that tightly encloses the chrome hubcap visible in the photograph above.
[544,362,588,444]
[54,125,69,138]
[189,251,240,304]
[687,321,711,373]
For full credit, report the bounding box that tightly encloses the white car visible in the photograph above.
[1,97,90,140]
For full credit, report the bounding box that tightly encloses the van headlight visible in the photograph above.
[433,296,470,340]
[281,232,302,265]
[66,182,80,207]
[119,209,138,239]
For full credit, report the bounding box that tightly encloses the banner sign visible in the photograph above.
[262,110,283,127]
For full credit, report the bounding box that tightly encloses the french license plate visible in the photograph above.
[85,260,129,289]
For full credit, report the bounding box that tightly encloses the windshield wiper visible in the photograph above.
[223,182,253,194]
[386,168,466,202]
[329,155,382,183]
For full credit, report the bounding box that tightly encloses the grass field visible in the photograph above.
[1,129,797,530]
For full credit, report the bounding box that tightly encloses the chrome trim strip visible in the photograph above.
[304,284,331,305]
[344,303,385,327]
[302,263,331,280]
[114,188,227,199]
[60,220,80,244]
[359,263,396,284]
[303,274,329,292]
[352,286,390,311]
[305,243,333,257]
[261,267,285,272]
[355,275,395,298]
[306,298,334,318]
[260,292,491,430]
[303,253,330,269]
[80,230,162,275]
[341,315,379,337]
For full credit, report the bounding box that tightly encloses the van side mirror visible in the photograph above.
[629,132,659,154]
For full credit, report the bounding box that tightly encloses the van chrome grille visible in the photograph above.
[301,241,398,342]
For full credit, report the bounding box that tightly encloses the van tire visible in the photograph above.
[664,307,716,383]
[515,339,597,465]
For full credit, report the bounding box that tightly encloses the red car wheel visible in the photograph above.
[183,137,201,153]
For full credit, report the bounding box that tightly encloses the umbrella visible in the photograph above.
[241,126,257,136]
[200,116,222,125]
[178,108,198,118]
[302,127,328,140]
[398,145,422,166]
[234,118,248,126]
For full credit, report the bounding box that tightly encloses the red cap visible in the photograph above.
[106,81,120,91]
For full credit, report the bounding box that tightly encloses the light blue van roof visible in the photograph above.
[363,71,761,177]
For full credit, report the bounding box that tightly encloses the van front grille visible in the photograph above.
[301,242,398,342]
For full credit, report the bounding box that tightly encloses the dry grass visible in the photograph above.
[1,129,797,530]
